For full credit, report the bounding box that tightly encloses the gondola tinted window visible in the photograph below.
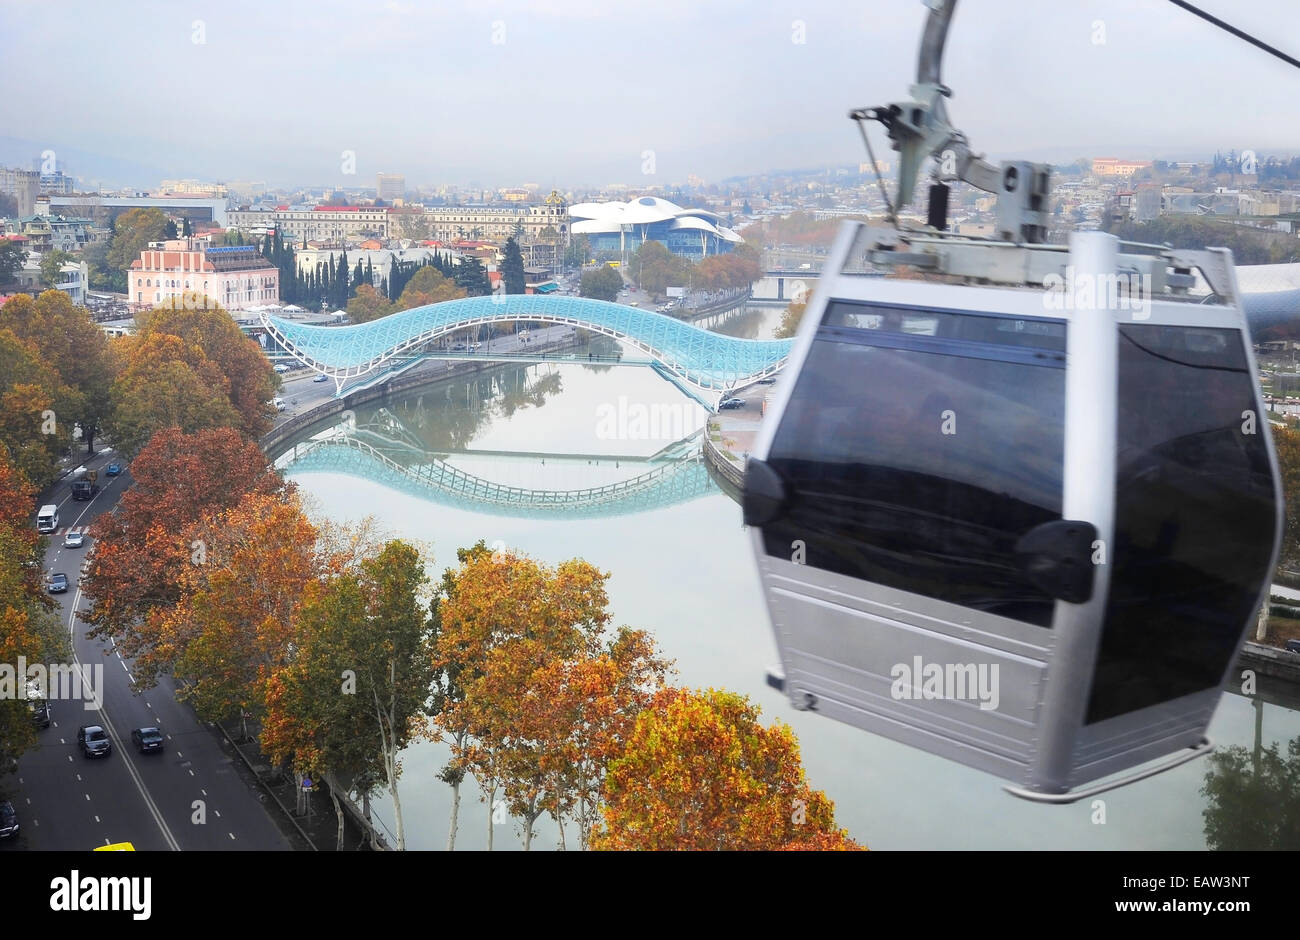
[762,301,1066,626]
[1085,324,1276,724]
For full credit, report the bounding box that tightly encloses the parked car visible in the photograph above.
[104,462,122,477]
[0,801,18,839]
[274,363,290,374]
[77,725,111,758]
[46,572,68,594]
[273,398,287,412]
[719,398,746,410]
[313,373,330,383]
[130,727,164,754]
[63,531,84,549]
[1286,639,1300,654]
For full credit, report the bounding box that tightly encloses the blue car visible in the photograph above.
[105,462,122,477]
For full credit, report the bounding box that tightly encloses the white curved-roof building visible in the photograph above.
[570,196,743,259]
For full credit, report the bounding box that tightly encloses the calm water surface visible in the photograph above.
[278,304,1300,850]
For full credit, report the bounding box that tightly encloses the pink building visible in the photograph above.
[129,238,279,311]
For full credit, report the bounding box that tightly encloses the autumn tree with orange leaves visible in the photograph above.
[0,450,68,771]
[592,687,864,851]
[107,304,277,455]
[83,427,287,679]
[0,325,75,488]
[0,290,117,453]
[160,489,319,735]
[431,542,670,850]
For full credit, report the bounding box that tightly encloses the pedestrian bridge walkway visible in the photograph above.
[260,295,793,405]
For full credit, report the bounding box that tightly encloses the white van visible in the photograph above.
[36,504,58,533]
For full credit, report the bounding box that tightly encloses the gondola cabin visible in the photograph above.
[743,222,1282,800]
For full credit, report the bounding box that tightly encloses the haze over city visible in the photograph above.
[3,0,1300,911]
[2,0,1298,188]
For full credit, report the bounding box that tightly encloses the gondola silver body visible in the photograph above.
[744,222,1283,799]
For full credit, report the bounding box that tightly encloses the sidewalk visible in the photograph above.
[215,717,385,851]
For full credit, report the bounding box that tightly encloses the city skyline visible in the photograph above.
[3,0,1299,190]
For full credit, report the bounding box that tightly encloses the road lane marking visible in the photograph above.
[228,832,235,840]
[76,773,80,781]
[84,793,90,801]
[72,659,181,851]
[94,815,100,823]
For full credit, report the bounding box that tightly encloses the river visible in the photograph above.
[275,302,1300,850]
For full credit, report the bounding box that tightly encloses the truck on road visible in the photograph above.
[70,467,98,500]
[36,504,58,533]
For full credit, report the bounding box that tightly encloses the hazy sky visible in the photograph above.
[2,0,1297,189]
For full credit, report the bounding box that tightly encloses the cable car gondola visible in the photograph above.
[741,0,1283,801]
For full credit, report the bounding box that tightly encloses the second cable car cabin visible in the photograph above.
[743,222,1282,801]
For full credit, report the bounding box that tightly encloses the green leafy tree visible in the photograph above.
[454,257,491,297]
[580,265,623,302]
[0,239,28,284]
[38,250,73,288]
[502,237,526,295]
[564,234,590,269]
[263,540,433,852]
[106,208,170,273]
[1201,737,1300,849]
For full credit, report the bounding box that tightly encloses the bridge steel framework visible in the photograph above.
[282,433,715,519]
[260,295,793,407]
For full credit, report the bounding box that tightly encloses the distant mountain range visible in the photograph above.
[0,136,174,191]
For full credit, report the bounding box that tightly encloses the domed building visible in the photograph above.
[569,196,744,261]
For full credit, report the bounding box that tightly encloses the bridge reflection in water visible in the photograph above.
[278,414,718,520]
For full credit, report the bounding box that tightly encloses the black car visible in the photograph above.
[1286,639,1300,654]
[46,572,68,594]
[77,725,111,758]
[719,398,746,410]
[130,727,164,754]
[0,801,17,839]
